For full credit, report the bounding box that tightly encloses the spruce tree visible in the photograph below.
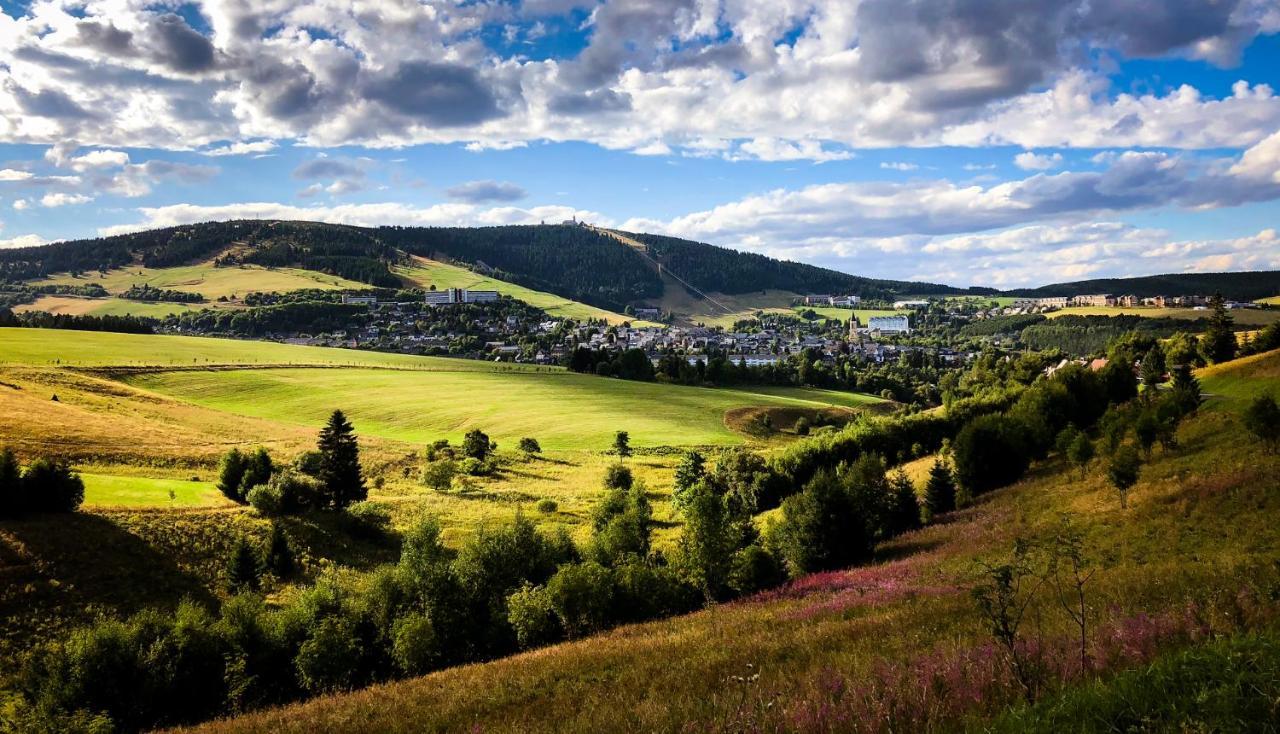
[613,431,632,460]
[1202,293,1237,364]
[1139,343,1166,390]
[216,448,248,503]
[227,537,261,591]
[261,522,296,578]
[924,458,957,518]
[317,409,365,510]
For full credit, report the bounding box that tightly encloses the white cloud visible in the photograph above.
[880,162,919,171]
[97,201,614,237]
[1014,151,1064,170]
[12,199,29,210]
[68,150,130,171]
[0,169,34,181]
[201,141,278,157]
[40,193,92,207]
[0,234,47,249]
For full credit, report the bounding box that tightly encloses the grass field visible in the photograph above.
[123,367,878,451]
[14,296,214,318]
[393,256,654,326]
[182,350,1280,734]
[81,472,231,508]
[35,261,367,300]
[1257,295,1280,306]
[1046,305,1280,326]
[795,306,900,323]
[0,327,549,369]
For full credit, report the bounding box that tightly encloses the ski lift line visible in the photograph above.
[587,226,735,315]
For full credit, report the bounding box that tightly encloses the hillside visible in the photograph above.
[1010,270,1280,301]
[178,350,1280,734]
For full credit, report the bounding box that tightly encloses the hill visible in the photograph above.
[178,350,1280,734]
[1009,270,1280,301]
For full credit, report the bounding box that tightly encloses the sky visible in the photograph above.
[0,1,1279,289]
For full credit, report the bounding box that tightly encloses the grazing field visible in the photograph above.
[1046,305,1280,326]
[123,366,878,451]
[81,472,232,508]
[34,261,367,300]
[13,295,215,318]
[0,327,546,369]
[392,256,652,325]
[183,351,1280,734]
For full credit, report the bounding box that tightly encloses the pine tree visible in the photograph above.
[886,471,923,535]
[217,448,248,503]
[673,450,706,498]
[261,522,296,578]
[317,410,365,510]
[1169,364,1202,415]
[1139,343,1166,390]
[227,537,261,591]
[613,431,632,460]
[1202,293,1237,364]
[924,458,957,518]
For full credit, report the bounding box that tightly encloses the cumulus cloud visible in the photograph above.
[1014,151,1064,171]
[445,180,528,203]
[0,0,1275,158]
[0,234,47,249]
[96,201,611,237]
[880,162,919,171]
[202,141,277,157]
[40,192,92,207]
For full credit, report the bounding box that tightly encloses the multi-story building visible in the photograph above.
[424,288,501,305]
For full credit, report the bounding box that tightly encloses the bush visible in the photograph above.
[546,562,616,638]
[506,584,560,649]
[952,414,1031,495]
[292,450,324,478]
[19,457,84,513]
[728,544,784,596]
[420,459,458,491]
[295,616,360,693]
[458,457,490,476]
[518,437,541,454]
[246,483,284,516]
[1243,394,1280,453]
[536,498,558,513]
[770,469,874,578]
[590,483,652,565]
[390,612,438,675]
[462,429,493,461]
[603,463,633,490]
[238,447,275,501]
[341,501,392,540]
[217,448,248,503]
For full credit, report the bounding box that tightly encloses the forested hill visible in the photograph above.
[0,220,986,313]
[1010,271,1280,301]
[627,231,983,299]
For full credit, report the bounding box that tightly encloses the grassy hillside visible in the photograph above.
[33,261,367,300]
[1010,270,1280,301]
[392,256,648,325]
[1046,305,1280,327]
[180,350,1280,734]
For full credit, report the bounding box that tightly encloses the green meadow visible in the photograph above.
[34,262,368,300]
[81,473,231,508]
[123,366,878,450]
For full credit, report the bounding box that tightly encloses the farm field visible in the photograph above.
[34,261,367,300]
[1046,305,1280,326]
[1258,295,1280,305]
[13,295,214,318]
[392,256,651,326]
[122,366,878,451]
[794,306,900,323]
[183,350,1280,734]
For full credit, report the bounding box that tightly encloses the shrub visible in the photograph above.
[1243,394,1280,453]
[536,498,558,513]
[420,459,458,491]
[21,457,84,513]
[217,448,248,503]
[603,463,633,491]
[342,501,392,540]
[294,616,360,693]
[518,437,541,454]
[292,450,324,478]
[794,416,811,436]
[506,584,560,649]
[238,447,275,500]
[770,469,874,578]
[390,612,438,675]
[590,483,652,565]
[728,544,784,596]
[246,483,284,516]
[458,457,490,477]
[952,414,1031,495]
[462,429,492,461]
[546,562,616,638]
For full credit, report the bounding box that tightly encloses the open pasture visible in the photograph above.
[34,261,367,300]
[393,256,649,325]
[123,366,876,451]
[81,472,231,508]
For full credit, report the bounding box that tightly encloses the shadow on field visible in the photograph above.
[0,513,216,657]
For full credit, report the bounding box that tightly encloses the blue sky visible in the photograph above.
[1,1,1279,288]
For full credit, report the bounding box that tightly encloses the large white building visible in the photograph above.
[424,288,500,305]
[868,315,911,335]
